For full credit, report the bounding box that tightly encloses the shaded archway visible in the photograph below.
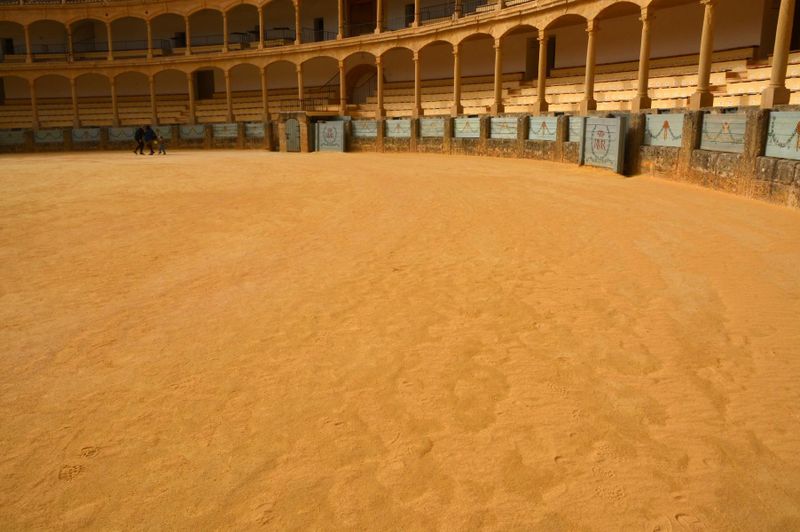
[115,71,151,126]
[150,13,186,52]
[110,16,149,56]
[263,0,296,46]
[33,74,71,127]
[381,46,414,117]
[0,76,32,128]
[75,73,111,125]
[28,20,68,59]
[70,18,108,57]
[265,60,298,113]
[229,63,263,121]
[226,4,260,50]
[301,56,339,109]
[154,69,189,125]
[0,22,26,62]
[344,52,377,105]
[419,40,454,117]
[188,8,224,51]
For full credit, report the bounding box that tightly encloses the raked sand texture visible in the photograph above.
[1,151,800,530]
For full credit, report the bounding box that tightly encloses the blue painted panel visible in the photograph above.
[568,116,583,143]
[582,116,627,174]
[352,120,377,138]
[528,117,558,141]
[72,128,101,143]
[700,113,746,154]
[454,117,480,138]
[644,113,684,148]
[108,127,136,142]
[153,125,172,140]
[0,130,24,145]
[386,118,411,138]
[316,121,345,152]
[765,111,800,161]
[245,122,265,138]
[490,117,517,139]
[420,118,444,138]
[213,123,238,139]
[35,129,64,144]
[180,125,206,140]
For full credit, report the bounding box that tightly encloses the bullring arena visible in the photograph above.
[2,0,800,530]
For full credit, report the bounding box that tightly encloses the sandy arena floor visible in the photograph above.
[1,151,799,530]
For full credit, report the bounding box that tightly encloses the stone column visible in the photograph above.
[491,38,504,115]
[106,21,113,61]
[296,64,304,104]
[149,75,158,125]
[376,56,385,118]
[580,20,598,113]
[451,43,463,116]
[413,0,421,27]
[261,68,270,120]
[222,11,229,52]
[339,60,347,115]
[295,0,302,45]
[496,0,505,10]
[258,6,265,49]
[375,0,383,33]
[454,0,462,18]
[187,72,196,124]
[761,0,796,107]
[532,28,548,114]
[66,26,74,62]
[689,0,716,110]
[225,70,233,122]
[146,20,153,59]
[110,76,119,126]
[70,77,79,127]
[30,80,39,130]
[24,25,32,63]
[185,16,192,55]
[631,7,652,111]
[413,51,422,118]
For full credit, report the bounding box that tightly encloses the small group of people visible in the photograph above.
[133,125,167,156]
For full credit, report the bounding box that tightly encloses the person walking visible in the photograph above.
[143,125,157,156]
[157,132,167,155]
[133,126,145,155]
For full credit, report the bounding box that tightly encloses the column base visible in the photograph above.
[761,85,791,109]
[412,107,423,119]
[689,91,714,110]
[374,28,382,34]
[375,107,386,119]
[630,95,652,112]
[530,99,549,115]
[450,103,463,117]
[491,103,505,116]
[579,98,597,114]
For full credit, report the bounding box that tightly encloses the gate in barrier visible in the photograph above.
[315,121,345,152]
[285,118,300,152]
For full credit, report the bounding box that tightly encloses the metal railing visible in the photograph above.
[420,1,455,22]
[272,97,337,113]
[301,27,337,43]
[462,0,491,15]
[263,28,295,46]
[346,22,376,37]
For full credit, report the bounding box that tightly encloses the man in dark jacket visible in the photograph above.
[133,126,145,155]
[143,125,157,155]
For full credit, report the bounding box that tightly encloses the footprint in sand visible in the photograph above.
[80,446,99,458]
[675,513,704,531]
[646,516,673,532]
[58,465,84,481]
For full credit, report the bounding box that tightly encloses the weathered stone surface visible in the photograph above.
[640,146,679,174]
[417,138,444,153]
[521,140,555,161]
[383,138,412,153]
[349,138,378,152]
[562,142,580,164]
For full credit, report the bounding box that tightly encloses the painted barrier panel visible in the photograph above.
[153,125,172,140]
[0,130,24,145]
[352,120,377,138]
[765,111,800,161]
[35,129,64,144]
[700,113,746,154]
[644,113,684,148]
[454,117,480,138]
[180,125,206,140]
[72,128,101,143]
[568,116,584,143]
[315,121,345,152]
[213,123,238,139]
[420,118,444,138]
[490,117,517,139]
[245,122,265,138]
[108,127,136,142]
[528,116,558,141]
[581,116,627,174]
[386,118,411,138]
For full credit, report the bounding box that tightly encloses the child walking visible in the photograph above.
[157,133,167,155]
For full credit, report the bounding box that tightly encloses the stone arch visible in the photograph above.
[150,13,187,52]
[74,73,112,125]
[28,20,68,56]
[110,16,149,55]
[459,32,496,80]
[70,18,109,55]
[262,0,296,44]
[226,4,261,49]
[188,9,225,49]
[33,73,70,101]
[0,21,26,60]
[343,52,376,105]
[0,75,31,109]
